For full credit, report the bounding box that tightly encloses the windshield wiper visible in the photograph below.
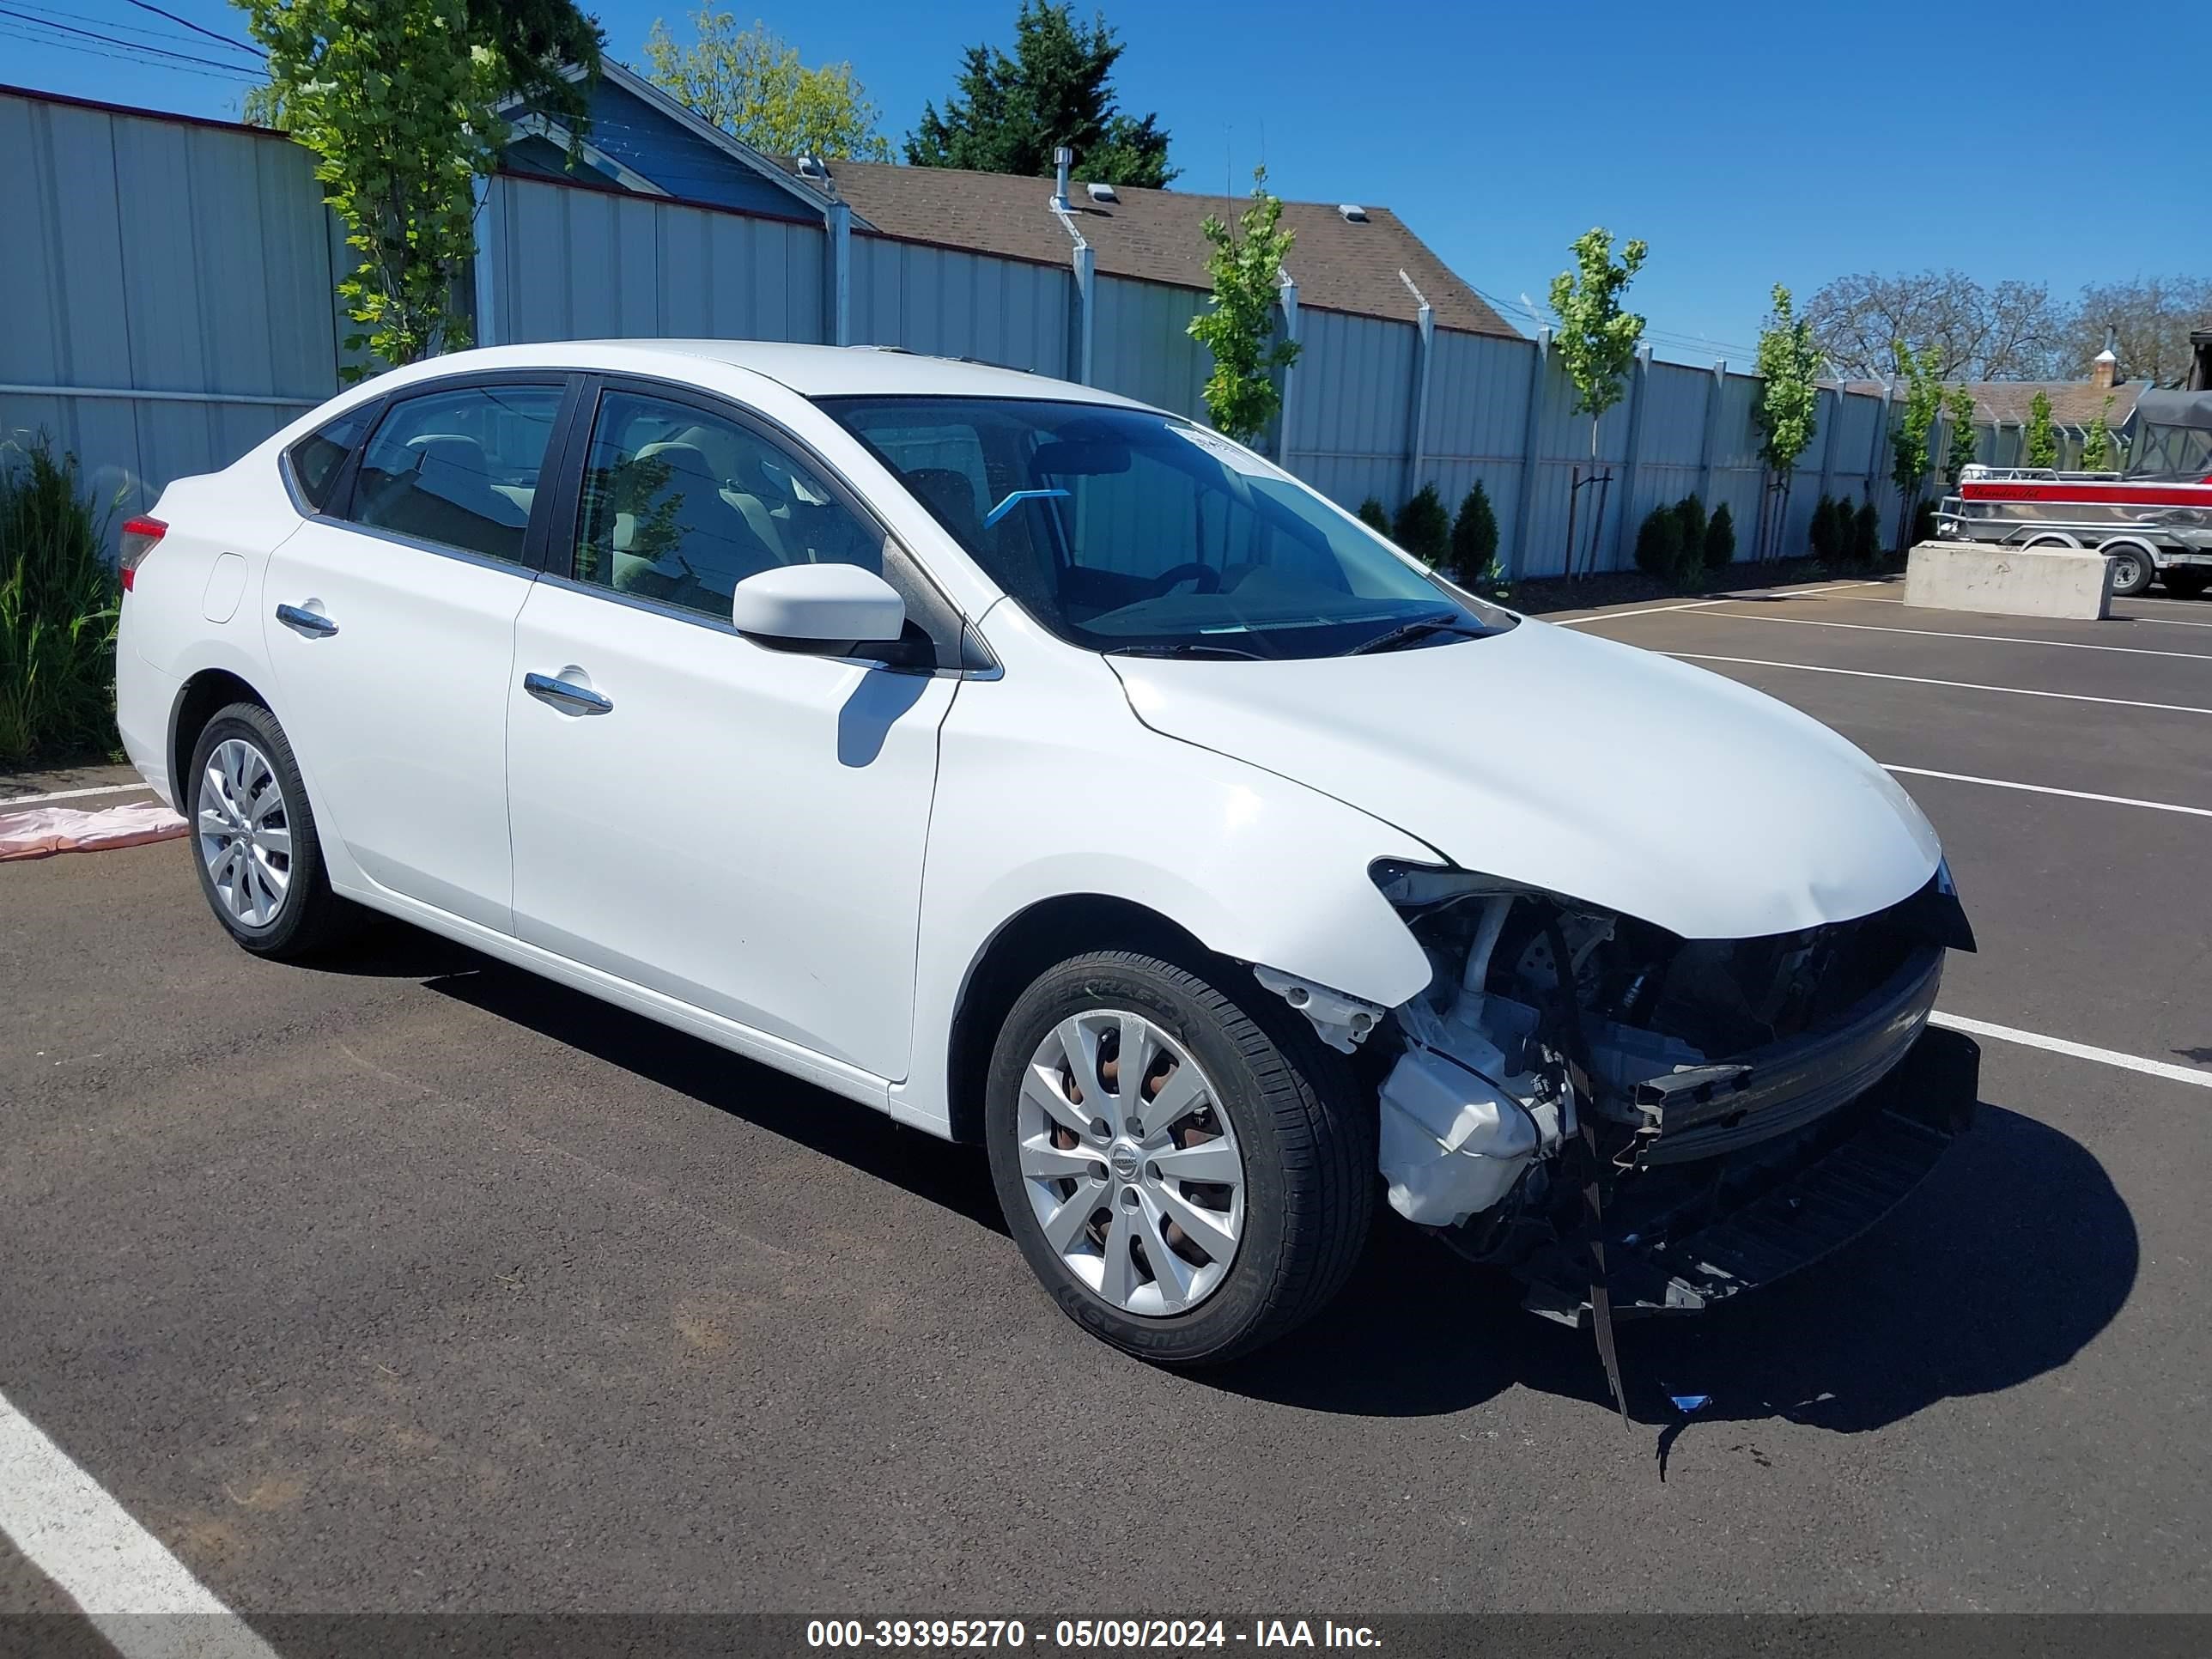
[1103,641,1270,661]
[1346,617,1486,655]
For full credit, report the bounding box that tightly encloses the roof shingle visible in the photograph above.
[779,158,1518,339]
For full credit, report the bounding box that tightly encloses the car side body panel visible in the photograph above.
[886,603,1440,1136]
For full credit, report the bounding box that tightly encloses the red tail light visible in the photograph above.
[118,516,166,592]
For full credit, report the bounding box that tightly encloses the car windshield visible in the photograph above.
[820,396,1516,659]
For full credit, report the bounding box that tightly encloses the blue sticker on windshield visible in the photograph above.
[982,488,1070,528]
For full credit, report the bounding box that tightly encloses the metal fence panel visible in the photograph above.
[1091,274,1208,419]
[490,175,825,344]
[8,88,2046,574]
[1283,307,1418,509]
[1416,330,1532,547]
[0,91,336,522]
[849,236,1069,375]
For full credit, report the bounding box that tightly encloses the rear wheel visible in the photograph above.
[187,702,359,960]
[984,950,1372,1367]
[2101,539,2156,597]
[2160,568,2209,599]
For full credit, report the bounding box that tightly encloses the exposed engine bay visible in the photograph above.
[1259,860,1977,1322]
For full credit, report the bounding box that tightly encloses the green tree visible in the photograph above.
[1752,284,1821,562]
[645,11,890,160]
[1547,227,1646,576]
[2022,387,2057,470]
[1887,338,1945,550]
[1943,386,1980,484]
[238,0,601,377]
[2081,393,2116,471]
[1356,497,1390,534]
[245,0,601,130]
[1451,483,1499,578]
[1186,167,1299,444]
[1393,483,1449,568]
[906,1,1173,186]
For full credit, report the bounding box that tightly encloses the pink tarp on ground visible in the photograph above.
[0,799,187,860]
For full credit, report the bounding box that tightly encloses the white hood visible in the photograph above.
[1109,617,1942,941]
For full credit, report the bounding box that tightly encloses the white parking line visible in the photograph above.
[1882,764,2212,818]
[1666,652,2212,716]
[2127,613,2212,630]
[1700,611,2212,662]
[0,781,155,806]
[1553,599,1729,627]
[0,1391,277,1659]
[1929,1012,2212,1091]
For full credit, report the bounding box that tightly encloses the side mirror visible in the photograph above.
[731,563,907,650]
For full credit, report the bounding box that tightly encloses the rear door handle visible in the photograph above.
[524,671,613,715]
[275,603,337,637]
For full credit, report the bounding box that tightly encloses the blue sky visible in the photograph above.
[8,0,2203,365]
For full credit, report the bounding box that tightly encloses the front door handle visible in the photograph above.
[275,602,337,637]
[524,671,613,715]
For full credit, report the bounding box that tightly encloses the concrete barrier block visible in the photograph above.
[1903,541,2113,620]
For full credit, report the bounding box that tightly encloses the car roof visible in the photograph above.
[489,339,1156,409]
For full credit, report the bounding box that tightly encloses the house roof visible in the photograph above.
[1838,379,2148,427]
[775,157,1519,338]
[1957,380,2147,428]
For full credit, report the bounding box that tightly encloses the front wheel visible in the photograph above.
[984,951,1374,1367]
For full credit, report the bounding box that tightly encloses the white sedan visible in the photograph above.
[116,342,1977,1368]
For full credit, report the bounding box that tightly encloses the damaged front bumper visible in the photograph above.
[1267,863,1978,1328]
[1516,1023,1978,1322]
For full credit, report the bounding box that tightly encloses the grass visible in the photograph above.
[0,433,121,767]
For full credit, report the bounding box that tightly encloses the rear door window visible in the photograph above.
[345,384,564,563]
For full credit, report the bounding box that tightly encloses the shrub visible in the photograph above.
[1357,496,1391,534]
[1703,501,1736,569]
[1633,502,1686,583]
[1392,483,1450,568]
[1673,493,1706,560]
[1912,499,1939,546]
[1450,482,1498,579]
[1850,499,1881,565]
[1,434,119,764]
[1808,494,1844,562]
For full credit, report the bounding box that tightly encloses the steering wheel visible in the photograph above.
[1145,562,1221,599]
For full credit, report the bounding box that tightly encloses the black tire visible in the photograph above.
[2160,569,2210,600]
[185,702,360,960]
[2103,540,2155,597]
[984,950,1373,1367]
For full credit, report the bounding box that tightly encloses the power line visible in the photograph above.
[0,16,251,76]
[0,2,253,70]
[118,0,258,55]
[8,0,247,52]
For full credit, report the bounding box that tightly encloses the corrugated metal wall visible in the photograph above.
[2,86,1959,569]
[489,174,825,344]
[1417,330,1532,550]
[850,235,1069,374]
[1091,274,1209,419]
[1280,308,1417,507]
[0,92,338,520]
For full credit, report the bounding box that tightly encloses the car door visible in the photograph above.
[262,375,574,932]
[505,380,964,1080]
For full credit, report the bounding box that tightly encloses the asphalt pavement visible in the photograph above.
[3,575,2209,1635]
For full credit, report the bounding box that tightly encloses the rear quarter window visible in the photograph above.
[287,405,375,513]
